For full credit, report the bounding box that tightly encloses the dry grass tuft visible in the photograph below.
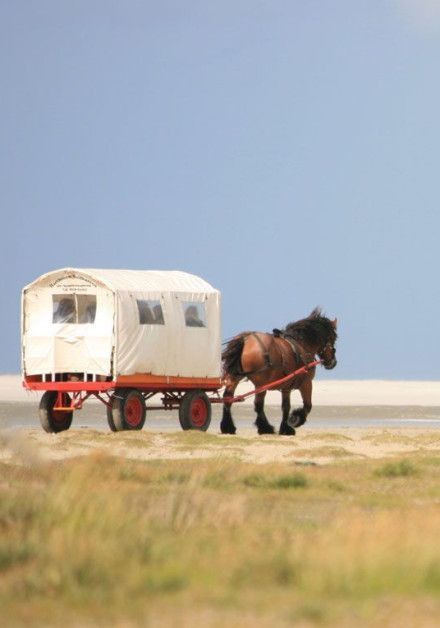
[293,446,361,459]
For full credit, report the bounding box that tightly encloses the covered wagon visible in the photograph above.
[22,268,222,432]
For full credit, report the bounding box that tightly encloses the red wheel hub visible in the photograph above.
[125,396,143,427]
[190,398,208,427]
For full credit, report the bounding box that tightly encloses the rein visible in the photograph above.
[222,359,322,404]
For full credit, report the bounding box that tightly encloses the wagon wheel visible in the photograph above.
[106,402,117,432]
[39,391,73,433]
[178,390,211,431]
[107,388,146,431]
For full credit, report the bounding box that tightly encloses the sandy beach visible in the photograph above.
[1,374,439,466]
[1,426,438,468]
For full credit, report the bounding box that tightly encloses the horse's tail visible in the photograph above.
[221,333,249,379]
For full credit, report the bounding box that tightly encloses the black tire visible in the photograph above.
[39,391,73,433]
[106,403,117,432]
[108,388,146,431]
[178,390,211,431]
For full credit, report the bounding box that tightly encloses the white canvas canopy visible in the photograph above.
[22,268,221,379]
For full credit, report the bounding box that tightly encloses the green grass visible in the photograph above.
[374,459,418,478]
[0,453,439,626]
[242,472,308,489]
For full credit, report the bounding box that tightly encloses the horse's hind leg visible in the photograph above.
[279,390,295,436]
[220,378,239,434]
[255,391,275,435]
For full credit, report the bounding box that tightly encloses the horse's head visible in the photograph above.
[318,318,338,370]
[284,309,338,370]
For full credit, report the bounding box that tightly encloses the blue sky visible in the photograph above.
[1,1,440,378]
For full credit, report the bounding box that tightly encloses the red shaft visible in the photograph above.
[222,359,322,404]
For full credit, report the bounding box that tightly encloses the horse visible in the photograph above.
[220,308,337,435]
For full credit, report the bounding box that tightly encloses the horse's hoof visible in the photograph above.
[220,422,236,435]
[279,425,296,436]
[287,416,300,429]
[288,409,306,429]
[257,424,275,435]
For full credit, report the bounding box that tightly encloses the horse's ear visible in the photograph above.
[332,318,338,329]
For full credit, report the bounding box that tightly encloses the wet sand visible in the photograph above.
[1,400,440,432]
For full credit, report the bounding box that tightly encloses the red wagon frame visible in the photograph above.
[24,373,223,433]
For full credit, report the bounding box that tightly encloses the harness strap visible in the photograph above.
[251,333,272,369]
[273,329,315,366]
[238,333,274,377]
[282,336,305,365]
[238,331,312,379]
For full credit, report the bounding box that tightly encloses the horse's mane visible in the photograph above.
[284,307,337,346]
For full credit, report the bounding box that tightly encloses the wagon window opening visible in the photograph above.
[182,302,206,328]
[137,300,164,325]
[78,295,97,323]
[52,294,97,324]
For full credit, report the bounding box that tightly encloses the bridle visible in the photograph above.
[318,339,336,367]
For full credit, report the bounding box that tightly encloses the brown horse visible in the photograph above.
[221,308,337,435]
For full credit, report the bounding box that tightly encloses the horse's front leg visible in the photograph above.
[254,391,275,435]
[287,378,312,429]
[279,390,295,435]
[220,377,240,434]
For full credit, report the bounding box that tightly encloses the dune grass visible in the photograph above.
[0,450,439,626]
[374,459,418,478]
